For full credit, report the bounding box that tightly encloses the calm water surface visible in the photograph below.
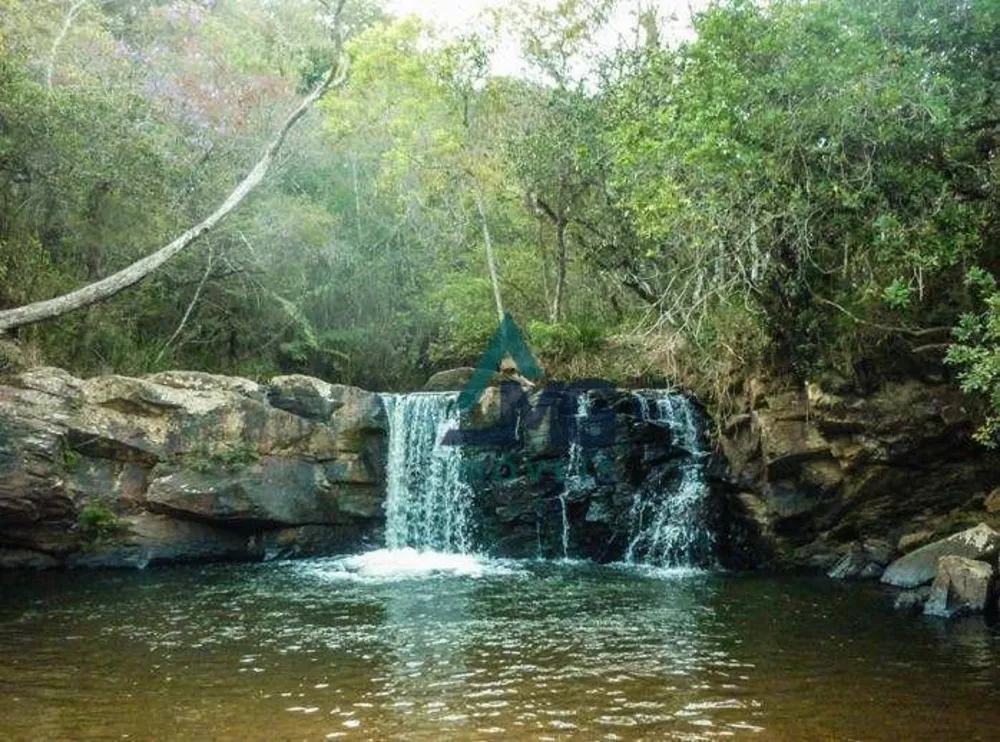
[1,554,998,741]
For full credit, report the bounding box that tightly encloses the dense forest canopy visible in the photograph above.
[0,0,998,420]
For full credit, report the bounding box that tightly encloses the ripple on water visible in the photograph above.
[1,562,1000,741]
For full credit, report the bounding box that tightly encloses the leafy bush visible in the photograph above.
[185,441,260,473]
[58,441,81,471]
[945,269,1000,447]
[77,503,122,542]
[528,319,606,361]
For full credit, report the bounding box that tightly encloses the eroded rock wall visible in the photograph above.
[0,368,387,567]
[719,377,1000,569]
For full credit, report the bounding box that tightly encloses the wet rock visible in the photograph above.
[67,514,254,568]
[897,530,935,554]
[261,524,380,560]
[894,586,931,614]
[827,539,893,580]
[881,524,1000,588]
[0,547,60,569]
[923,556,995,618]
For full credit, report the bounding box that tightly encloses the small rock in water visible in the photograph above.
[827,539,892,581]
[893,586,930,614]
[923,556,995,618]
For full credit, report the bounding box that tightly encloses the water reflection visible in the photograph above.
[1,563,1000,740]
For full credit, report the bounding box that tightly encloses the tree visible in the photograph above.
[603,0,999,377]
[0,0,350,334]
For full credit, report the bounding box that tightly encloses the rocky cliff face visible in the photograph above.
[0,368,387,568]
[3,364,995,574]
[719,377,1000,569]
[453,384,746,567]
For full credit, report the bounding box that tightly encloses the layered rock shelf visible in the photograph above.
[0,368,387,568]
[719,377,1000,570]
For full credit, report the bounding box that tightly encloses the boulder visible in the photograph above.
[144,371,266,402]
[0,548,60,569]
[146,458,381,525]
[923,556,995,618]
[881,523,1000,588]
[267,375,384,429]
[897,530,935,554]
[423,367,479,392]
[985,488,1000,513]
[0,367,388,569]
[827,539,893,580]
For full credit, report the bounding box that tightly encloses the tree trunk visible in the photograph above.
[0,9,349,334]
[538,217,552,313]
[551,217,567,322]
[474,187,504,322]
[47,0,89,89]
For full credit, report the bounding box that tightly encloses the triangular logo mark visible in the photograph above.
[456,313,542,411]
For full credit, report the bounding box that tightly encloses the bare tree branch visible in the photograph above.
[0,9,350,333]
[47,0,89,89]
[473,185,504,322]
[814,296,950,338]
[154,247,214,364]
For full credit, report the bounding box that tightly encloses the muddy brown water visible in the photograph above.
[1,555,998,741]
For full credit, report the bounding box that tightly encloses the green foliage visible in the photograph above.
[1,0,998,423]
[58,441,81,471]
[76,503,122,543]
[882,280,914,310]
[946,270,1000,447]
[184,441,260,473]
[604,0,999,380]
[528,319,605,361]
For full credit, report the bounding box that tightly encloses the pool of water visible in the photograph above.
[1,553,998,741]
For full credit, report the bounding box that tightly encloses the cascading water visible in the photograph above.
[379,393,473,553]
[625,391,716,568]
[557,393,593,559]
[373,387,715,571]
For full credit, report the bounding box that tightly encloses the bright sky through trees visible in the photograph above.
[385,0,705,78]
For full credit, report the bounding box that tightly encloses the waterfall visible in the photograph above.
[557,392,593,559]
[380,393,473,553]
[625,391,715,568]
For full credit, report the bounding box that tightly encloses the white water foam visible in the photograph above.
[305,549,521,582]
[557,392,594,559]
[624,391,716,568]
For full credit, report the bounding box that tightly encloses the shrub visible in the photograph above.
[76,503,122,542]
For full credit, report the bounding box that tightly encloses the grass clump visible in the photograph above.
[76,503,123,543]
[185,441,260,473]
